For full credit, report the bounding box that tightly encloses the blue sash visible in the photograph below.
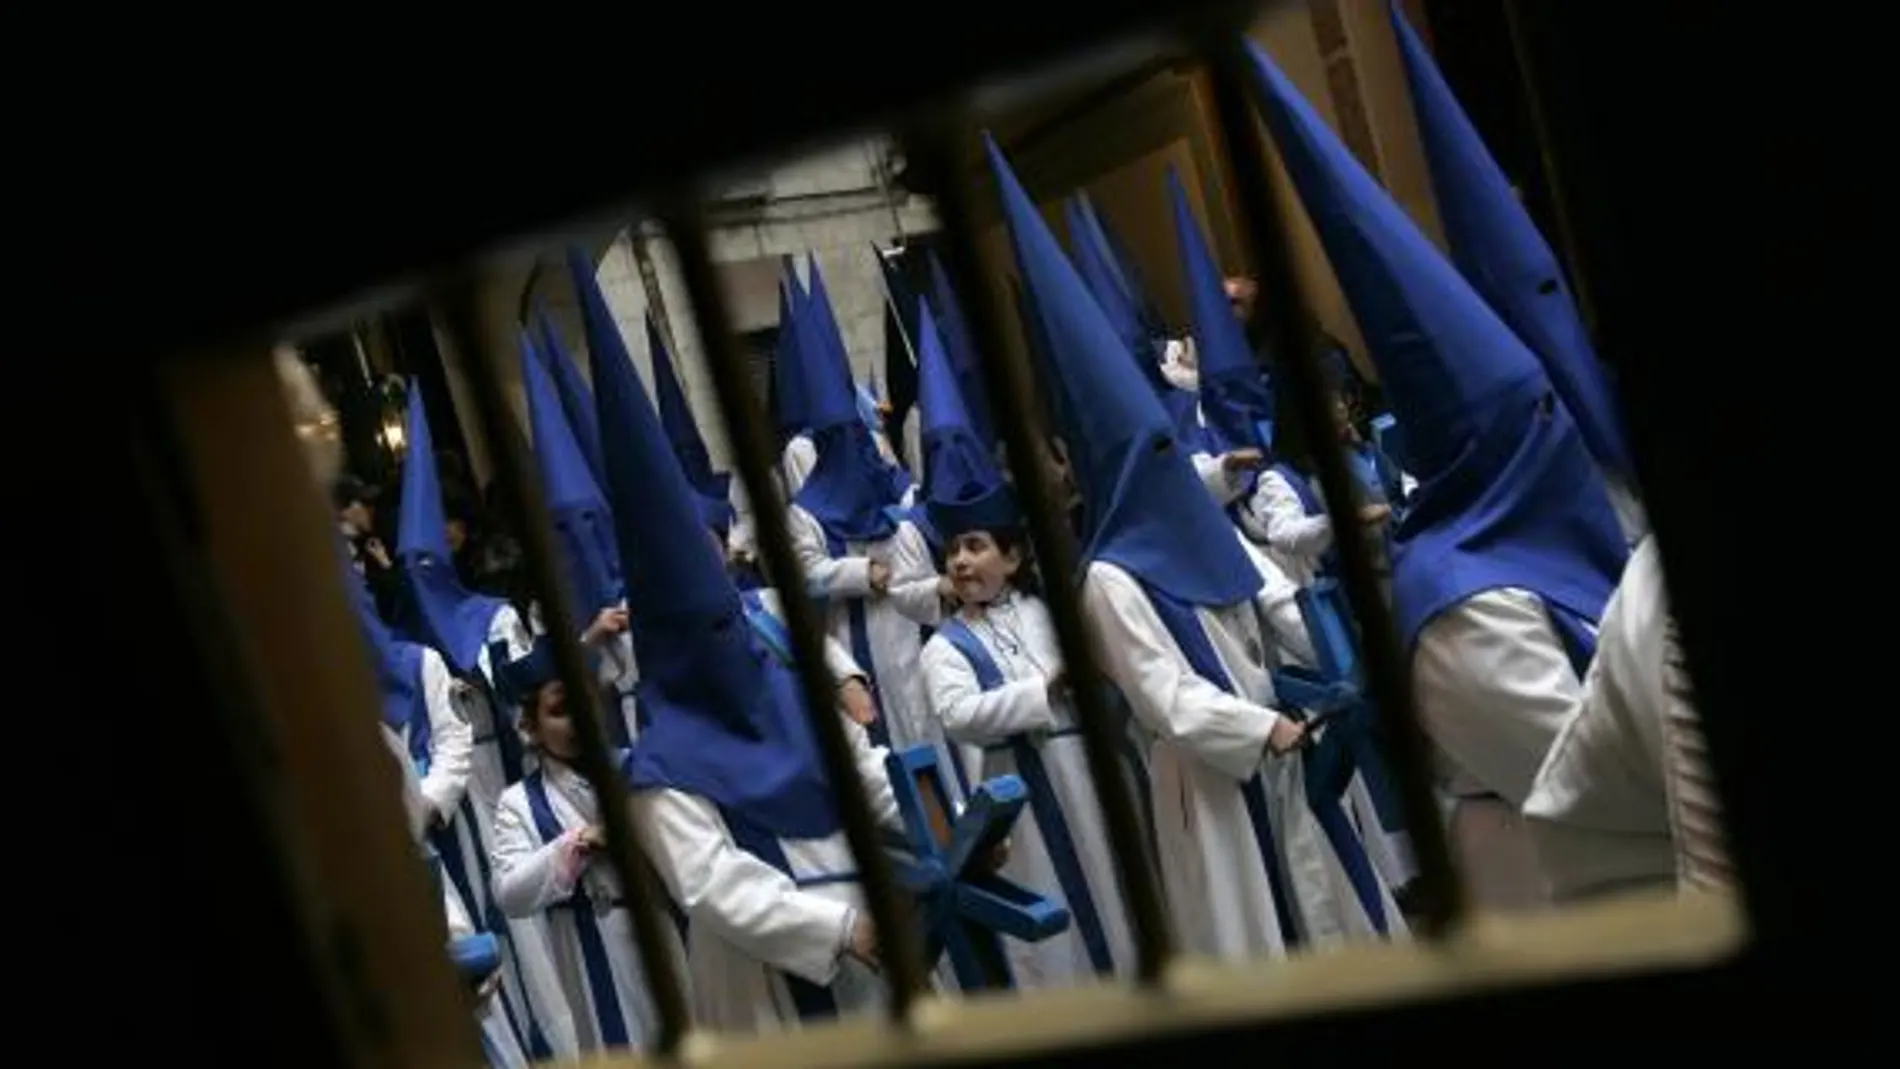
[935,619,1115,976]
[1138,583,1389,941]
[522,774,631,1048]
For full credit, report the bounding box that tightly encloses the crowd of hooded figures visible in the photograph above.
[327,26,1734,1066]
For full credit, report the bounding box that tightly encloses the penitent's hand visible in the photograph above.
[1265,716,1307,756]
[867,560,893,595]
[848,911,881,970]
[839,678,878,726]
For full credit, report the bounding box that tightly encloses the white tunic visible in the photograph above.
[919,592,1137,987]
[632,716,903,1035]
[491,759,675,1057]
[789,505,963,797]
[782,435,817,498]
[468,605,574,1050]
[1522,538,1691,901]
[1083,561,1404,959]
[1410,588,1592,912]
[1246,468,1332,589]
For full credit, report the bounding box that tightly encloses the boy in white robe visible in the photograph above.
[989,135,1405,959]
[569,268,906,1034]
[488,644,671,1058]
[1242,42,1630,911]
[912,292,1137,986]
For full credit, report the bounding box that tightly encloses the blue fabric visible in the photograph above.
[936,619,1115,976]
[535,296,608,492]
[1389,3,1634,481]
[1241,41,1627,652]
[647,313,731,513]
[394,380,508,675]
[1167,168,1275,468]
[571,257,843,840]
[774,269,811,441]
[917,294,1018,541]
[987,134,1261,609]
[523,772,630,1047]
[521,325,622,616]
[792,257,903,542]
[924,250,996,445]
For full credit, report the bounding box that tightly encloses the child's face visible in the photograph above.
[947,531,1022,605]
[523,682,577,760]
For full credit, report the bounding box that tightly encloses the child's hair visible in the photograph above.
[987,526,1043,598]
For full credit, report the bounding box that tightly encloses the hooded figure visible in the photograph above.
[395,382,547,791]
[1242,39,1627,911]
[522,320,641,746]
[559,251,898,1034]
[785,256,956,789]
[990,134,1401,959]
[806,255,914,508]
[912,293,1141,987]
[1387,3,1645,544]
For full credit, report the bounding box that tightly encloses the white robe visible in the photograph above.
[379,721,527,1068]
[920,592,1136,987]
[1522,538,1687,901]
[1410,588,1593,912]
[491,759,675,1057]
[633,715,902,1035]
[1083,561,1404,960]
[1246,468,1332,589]
[789,506,964,798]
[469,606,573,1051]
[782,435,817,498]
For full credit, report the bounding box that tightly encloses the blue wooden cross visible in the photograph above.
[883,743,1071,990]
[1268,579,1404,832]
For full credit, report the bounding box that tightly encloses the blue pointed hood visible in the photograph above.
[573,259,841,840]
[924,250,996,444]
[394,382,506,674]
[534,293,607,490]
[521,325,623,615]
[645,313,732,530]
[1169,167,1275,456]
[1068,193,1210,454]
[339,542,427,734]
[793,258,902,541]
[987,134,1261,607]
[918,294,1017,540]
[1389,4,1633,481]
[772,267,811,441]
[1240,39,1626,648]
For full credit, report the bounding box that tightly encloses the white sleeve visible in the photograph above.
[790,505,873,598]
[1250,470,1334,559]
[1191,452,1247,506]
[753,586,865,683]
[883,523,945,627]
[921,634,1058,746]
[782,437,818,498]
[417,649,473,820]
[1411,589,1586,807]
[845,716,904,832]
[633,789,854,985]
[1081,563,1280,781]
[490,790,582,918]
